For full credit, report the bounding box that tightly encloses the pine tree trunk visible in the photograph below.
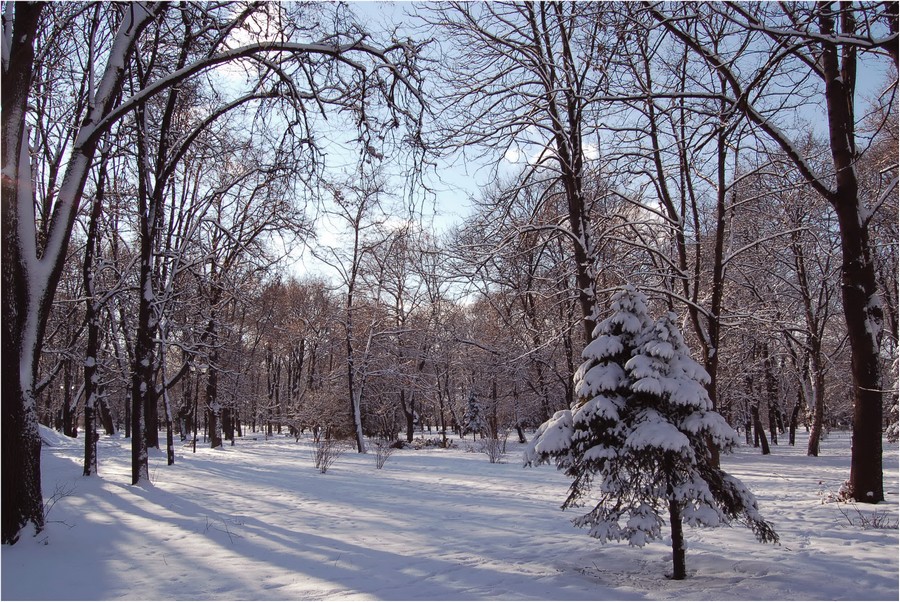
[668,498,686,580]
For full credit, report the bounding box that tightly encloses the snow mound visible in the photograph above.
[39,424,78,448]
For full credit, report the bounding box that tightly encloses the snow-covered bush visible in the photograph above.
[525,285,778,580]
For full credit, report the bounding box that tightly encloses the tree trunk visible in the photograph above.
[401,390,415,443]
[751,405,770,455]
[223,407,235,443]
[124,386,132,439]
[345,291,367,453]
[836,198,885,501]
[525,3,598,344]
[789,402,801,447]
[62,362,77,438]
[130,241,153,483]
[437,382,448,447]
[764,344,779,445]
[3,0,159,538]
[134,100,161,453]
[668,498,686,580]
[82,163,105,476]
[166,417,175,465]
[192,375,199,453]
[1,1,46,544]
[819,3,884,503]
[207,348,222,449]
[99,391,115,435]
[159,365,175,466]
[1,370,45,545]
[768,405,779,446]
[130,357,149,484]
[807,344,827,456]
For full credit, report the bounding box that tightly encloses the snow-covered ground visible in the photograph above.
[2,428,897,601]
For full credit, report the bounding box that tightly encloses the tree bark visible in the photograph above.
[751,405,771,455]
[130,219,154,482]
[1,1,47,544]
[82,152,107,476]
[819,3,884,502]
[207,326,222,449]
[668,498,686,580]
[789,402,801,447]
[99,391,115,435]
[400,389,415,443]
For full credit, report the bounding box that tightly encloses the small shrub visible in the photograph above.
[479,432,508,463]
[822,481,899,530]
[374,439,396,469]
[310,433,345,474]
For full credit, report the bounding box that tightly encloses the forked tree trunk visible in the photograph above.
[1,3,47,543]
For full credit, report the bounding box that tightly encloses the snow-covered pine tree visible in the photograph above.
[463,390,485,441]
[526,285,652,500]
[526,286,777,580]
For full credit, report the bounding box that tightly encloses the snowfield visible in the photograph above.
[2,428,897,601]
